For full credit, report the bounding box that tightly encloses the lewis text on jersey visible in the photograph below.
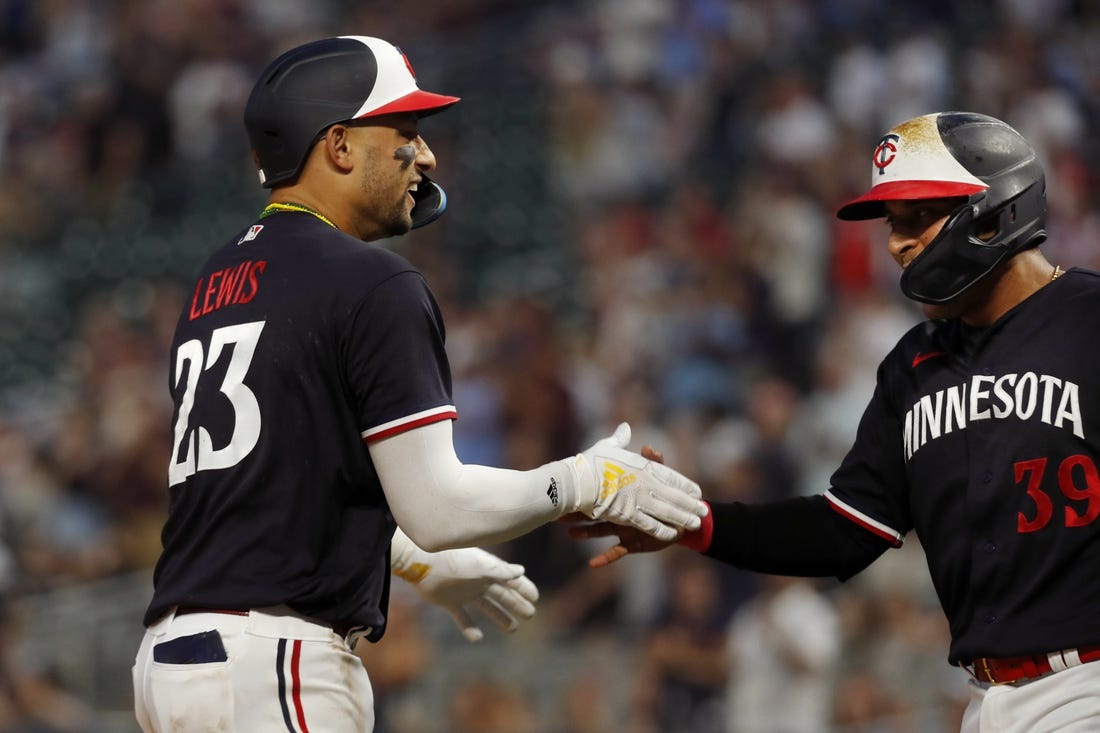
[904,372,1084,460]
[189,260,268,321]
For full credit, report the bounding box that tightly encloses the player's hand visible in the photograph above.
[572,423,706,542]
[569,444,677,567]
[392,534,538,642]
[568,522,673,567]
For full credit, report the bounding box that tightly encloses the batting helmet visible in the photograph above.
[244,36,460,228]
[837,111,1047,304]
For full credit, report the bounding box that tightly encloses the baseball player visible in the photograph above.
[574,111,1100,732]
[132,36,707,733]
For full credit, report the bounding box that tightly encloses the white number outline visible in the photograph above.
[168,321,266,486]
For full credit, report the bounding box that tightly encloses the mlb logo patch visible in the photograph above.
[238,225,263,245]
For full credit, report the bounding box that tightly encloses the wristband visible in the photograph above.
[678,501,713,552]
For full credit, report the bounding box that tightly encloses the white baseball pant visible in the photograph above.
[133,605,374,732]
[961,658,1100,732]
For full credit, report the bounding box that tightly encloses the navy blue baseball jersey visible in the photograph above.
[144,208,457,640]
[825,268,1100,663]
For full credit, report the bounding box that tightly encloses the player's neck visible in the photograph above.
[958,250,1059,327]
[266,186,345,233]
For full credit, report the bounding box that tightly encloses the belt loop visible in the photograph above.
[1047,647,1082,669]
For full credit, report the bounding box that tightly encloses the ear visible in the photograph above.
[319,124,356,175]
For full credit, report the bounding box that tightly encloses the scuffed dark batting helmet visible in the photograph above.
[837,111,1047,304]
[244,36,460,228]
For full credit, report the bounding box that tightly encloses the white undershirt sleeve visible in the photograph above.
[369,419,582,552]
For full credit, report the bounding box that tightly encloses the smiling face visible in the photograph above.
[348,112,436,240]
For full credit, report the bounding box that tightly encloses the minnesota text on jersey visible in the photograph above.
[904,372,1084,460]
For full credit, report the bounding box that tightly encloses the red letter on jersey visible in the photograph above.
[189,277,205,321]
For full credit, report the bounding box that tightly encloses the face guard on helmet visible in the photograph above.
[837,112,1047,304]
[244,36,460,229]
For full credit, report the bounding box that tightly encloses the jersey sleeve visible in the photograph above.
[344,271,456,443]
[823,361,911,547]
[704,496,892,581]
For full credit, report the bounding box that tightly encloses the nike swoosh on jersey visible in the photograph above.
[911,350,947,368]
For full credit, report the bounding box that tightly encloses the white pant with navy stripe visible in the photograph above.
[133,605,374,732]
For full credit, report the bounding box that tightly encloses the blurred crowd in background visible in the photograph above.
[1,0,1099,731]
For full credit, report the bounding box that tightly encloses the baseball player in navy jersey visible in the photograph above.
[131,35,707,733]
[573,111,1100,732]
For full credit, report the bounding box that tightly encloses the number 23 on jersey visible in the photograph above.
[168,321,266,486]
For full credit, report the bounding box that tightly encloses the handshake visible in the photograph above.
[393,422,704,643]
[563,422,706,543]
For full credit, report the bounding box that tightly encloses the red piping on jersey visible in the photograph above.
[826,501,903,548]
[362,410,458,443]
[291,640,311,733]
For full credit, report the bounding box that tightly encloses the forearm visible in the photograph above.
[701,495,891,580]
[398,462,569,551]
[372,421,577,552]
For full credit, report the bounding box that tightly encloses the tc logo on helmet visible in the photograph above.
[873,133,900,175]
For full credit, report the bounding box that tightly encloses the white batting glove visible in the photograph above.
[390,528,538,642]
[568,422,706,542]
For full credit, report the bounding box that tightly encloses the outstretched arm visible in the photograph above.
[574,495,893,580]
[570,445,893,579]
[371,420,708,552]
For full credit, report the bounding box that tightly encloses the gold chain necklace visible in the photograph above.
[260,202,337,229]
[1051,265,1064,281]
